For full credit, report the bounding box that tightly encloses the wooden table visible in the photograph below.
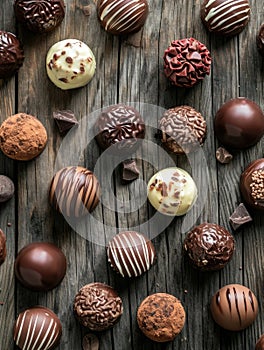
[1,0,264,349]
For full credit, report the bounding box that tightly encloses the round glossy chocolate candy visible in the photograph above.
[257,24,264,57]
[49,166,101,218]
[107,231,156,278]
[0,31,24,79]
[98,0,149,35]
[74,282,123,331]
[14,0,65,33]
[240,158,264,212]
[0,229,6,266]
[211,284,258,331]
[14,242,66,291]
[214,98,264,150]
[201,0,250,37]
[184,223,235,271]
[14,306,62,350]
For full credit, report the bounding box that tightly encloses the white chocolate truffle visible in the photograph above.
[46,39,96,90]
[147,167,197,216]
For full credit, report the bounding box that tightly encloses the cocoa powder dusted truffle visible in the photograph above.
[73,282,123,331]
[0,31,24,79]
[163,38,211,88]
[14,306,62,350]
[184,223,235,271]
[14,0,65,33]
[98,0,149,35]
[0,113,47,161]
[210,284,258,331]
[158,105,207,154]
[201,0,250,37]
[137,293,186,342]
[0,229,7,266]
[257,24,264,57]
[107,231,156,278]
[240,158,264,212]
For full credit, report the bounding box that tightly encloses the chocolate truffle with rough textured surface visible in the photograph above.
[15,242,66,291]
[158,105,207,154]
[107,231,156,278]
[256,335,264,350]
[201,0,250,37]
[94,104,145,155]
[0,113,47,161]
[214,98,264,150]
[137,293,186,342]
[240,158,264,212]
[50,166,101,218]
[257,24,264,57]
[98,0,148,35]
[210,284,258,331]
[0,175,15,203]
[184,223,235,271]
[0,229,6,266]
[0,31,24,79]
[74,282,123,331]
[14,0,65,33]
[163,38,211,88]
[14,306,62,350]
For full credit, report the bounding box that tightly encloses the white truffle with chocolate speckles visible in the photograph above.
[46,39,96,90]
[147,167,197,216]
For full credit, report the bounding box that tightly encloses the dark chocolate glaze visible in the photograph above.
[257,24,264,57]
[14,0,65,33]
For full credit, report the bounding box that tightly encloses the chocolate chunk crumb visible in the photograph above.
[216,147,233,164]
[229,203,253,231]
[121,160,140,183]
[53,110,79,135]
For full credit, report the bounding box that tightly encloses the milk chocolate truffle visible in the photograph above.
[98,0,148,35]
[210,284,258,331]
[0,229,7,266]
[0,113,48,161]
[46,39,96,90]
[240,158,264,212]
[107,231,155,278]
[94,104,145,155]
[214,98,264,150]
[147,167,197,216]
[257,24,264,57]
[256,335,264,350]
[49,166,101,218]
[163,38,211,88]
[0,175,15,202]
[14,242,67,291]
[14,0,65,33]
[137,293,186,342]
[14,306,62,350]
[158,106,207,154]
[201,0,250,37]
[74,282,123,331]
[0,31,24,79]
[184,223,235,271]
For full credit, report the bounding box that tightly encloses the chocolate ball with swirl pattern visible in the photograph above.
[49,166,101,218]
[0,31,24,79]
[163,38,212,88]
[14,0,65,33]
[73,282,123,331]
[184,223,235,271]
[94,104,145,156]
[158,106,207,154]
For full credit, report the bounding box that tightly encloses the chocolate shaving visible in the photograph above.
[82,334,99,350]
[82,5,92,16]
[53,110,79,134]
[121,160,140,183]
[229,203,253,231]
[216,147,233,164]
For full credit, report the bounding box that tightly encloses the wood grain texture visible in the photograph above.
[0,0,264,349]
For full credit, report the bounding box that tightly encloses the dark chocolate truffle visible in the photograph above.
[74,282,123,331]
[201,0,250,37]
[240,158,264,212]
[256,335,264,350]
[0,175,15,202]
[257,24,264,57]
[14,0,65,33]
[98,0,148,35]
[0,229,7,266]
[184,223,235,271]
[163,38,212,88]
[158,105,207,154]
[94,104,145,155]
[214,98,264,150]
[50,166,101,218]
[107,231,156,278]
[210,284,258,331]
[14,242,67,291]
[14,306,62,350]
[137,293,186,342]
[0,31,24,79]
